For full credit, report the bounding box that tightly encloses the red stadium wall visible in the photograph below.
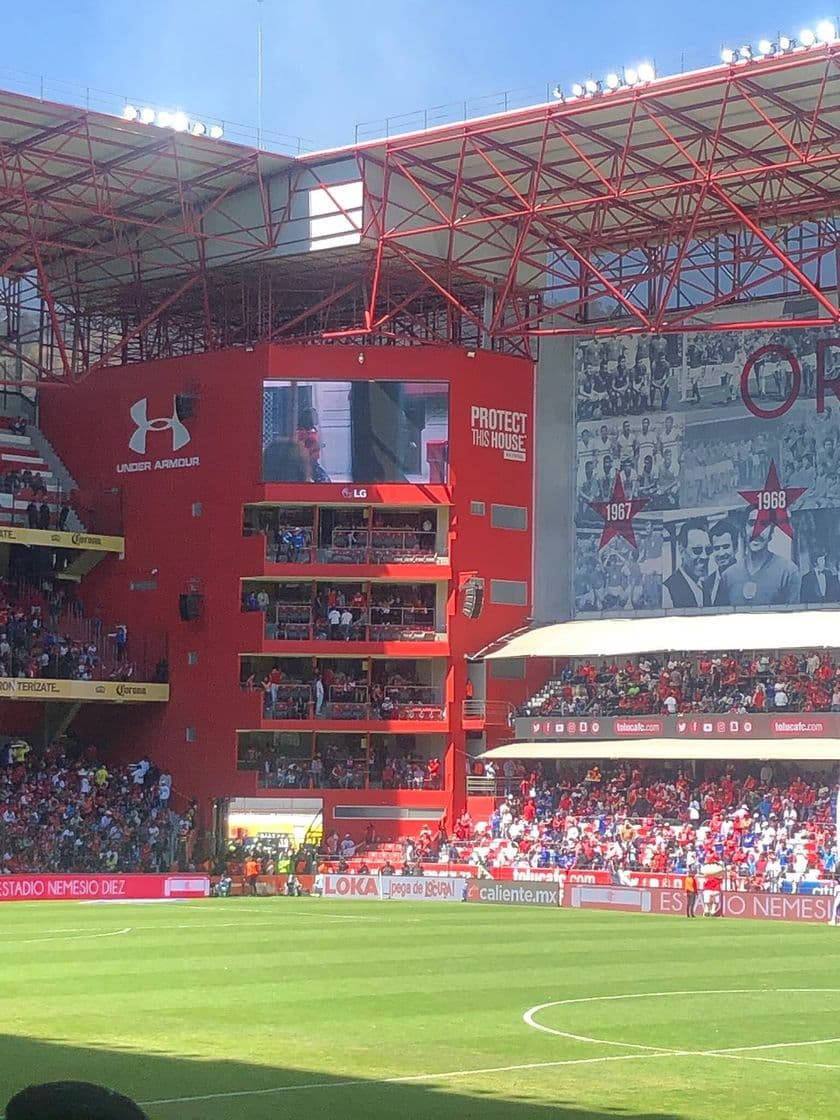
[38,344,534,834]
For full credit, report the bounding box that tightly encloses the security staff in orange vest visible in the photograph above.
[245,858,260,897]
[684,872,698,918]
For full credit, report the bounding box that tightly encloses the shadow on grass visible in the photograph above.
[0,1032,687,1120]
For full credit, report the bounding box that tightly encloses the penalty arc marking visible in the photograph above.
[523,987,840,1058]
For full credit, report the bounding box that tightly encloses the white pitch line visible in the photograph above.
[523,988,840,1069]
[711,1037,840,1055]
[9,926,132,945]
[140,1052,679,1107]
[705,1052,840,1071]
[139,1040,840,1109]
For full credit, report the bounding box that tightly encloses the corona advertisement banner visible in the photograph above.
[573,325,840,616]
[0,526,124,552]
[0,678,169,702]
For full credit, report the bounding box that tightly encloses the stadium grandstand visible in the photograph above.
[1,26,840,906]
[6,13,840,1120]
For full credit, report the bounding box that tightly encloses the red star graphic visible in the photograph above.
[588,474,650,549]
[738,460,806,540]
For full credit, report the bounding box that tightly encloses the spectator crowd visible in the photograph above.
[0,582,135,683]
[395,761,837,891]
[518,650,840,717]
[0,740,193,874]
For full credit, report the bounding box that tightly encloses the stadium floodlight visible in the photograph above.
[190,120,207,136]
[800,27,817,46]
[637,62,656,82]
[624,67,638,85]
[170,111,190,133]
[757,39,774,56]
[738,45,753,60]
[778,34,793,50]
[721,47,736,63]
[208,124,224,140]
[584,78,599,94]
[816,20,837,42]
[605,72,621,90]
[122,104,139,121]
[139,106,156,124]
[571,82,585,98]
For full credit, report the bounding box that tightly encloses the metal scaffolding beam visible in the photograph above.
[2,45,840,379]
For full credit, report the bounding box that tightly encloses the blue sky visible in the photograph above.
[1,1,835,149]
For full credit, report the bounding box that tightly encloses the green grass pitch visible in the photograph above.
[2,898,839,1119]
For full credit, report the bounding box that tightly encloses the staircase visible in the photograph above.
[25,425,86,531]
[520,677,564,715]
[355,840,405,870]
[0,418,85,532]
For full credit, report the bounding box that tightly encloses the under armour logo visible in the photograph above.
[129,397,191,455]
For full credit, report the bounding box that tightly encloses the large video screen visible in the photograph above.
[572,326,840,616]
[262,380,449,484]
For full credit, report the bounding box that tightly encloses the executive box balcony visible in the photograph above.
[241,578,450,657]
[242,503,451,580]
[239,656,449,734]
[236,730,447,793]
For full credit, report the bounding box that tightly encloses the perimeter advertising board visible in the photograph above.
[0,874,210,902]
[572,326,840,616]
[464,879,561,907]
[565,884,832,923]
[320,874,467,901]
[515,712,838,740]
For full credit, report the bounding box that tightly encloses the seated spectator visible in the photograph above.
[517,649,840,718]
[445,759,835,890]
[0,741,192,874]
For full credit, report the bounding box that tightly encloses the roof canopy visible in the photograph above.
[0,88,293,277]
[482,611,840,660]
[5,43,840,378]
[480,738,840,761]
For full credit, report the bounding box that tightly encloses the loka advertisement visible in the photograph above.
[320,874,467,901]
[572,325,840,616]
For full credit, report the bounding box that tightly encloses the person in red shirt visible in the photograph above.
[702,869,723,916]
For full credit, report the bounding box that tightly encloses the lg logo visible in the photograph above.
[340,487,368,499]
[129,397,191,455]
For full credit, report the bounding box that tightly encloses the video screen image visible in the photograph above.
[262,380,449,484]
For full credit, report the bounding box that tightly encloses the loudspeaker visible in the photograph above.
[176,392,200,421]
[179,593,202,621]
[462,578,485,620]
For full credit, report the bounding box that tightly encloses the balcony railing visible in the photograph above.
[247,526,444,566]
[461,699,515,725]
[244,681,445,722]
[250,602,440,643]
[237,753,444,791]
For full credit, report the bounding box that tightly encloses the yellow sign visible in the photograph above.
[0,678,169,702]
[0,527,124,552]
